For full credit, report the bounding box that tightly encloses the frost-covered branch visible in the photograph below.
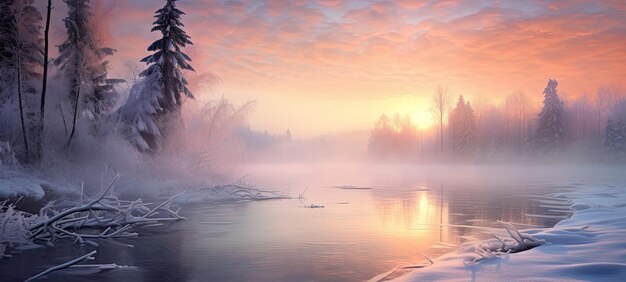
[0,176,185,259]
[25,250,97,281]
[179,175,289,202]
[27,178,185,246]
[468,221,545,263]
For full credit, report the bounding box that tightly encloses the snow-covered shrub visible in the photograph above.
[0,202,40,258]
[117,74,163,151]
[603,119,626,161]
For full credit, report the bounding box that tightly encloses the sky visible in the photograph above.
[41,0,626,137]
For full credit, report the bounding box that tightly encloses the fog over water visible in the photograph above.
[8,162,619,282]
[2,1,626,281]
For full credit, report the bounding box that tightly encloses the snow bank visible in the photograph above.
[0,142,44,200]
[383,184,626,282]
[0,174,45,200]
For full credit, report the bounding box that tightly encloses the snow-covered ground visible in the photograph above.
[0,174,45,200]
[377,183,626,281]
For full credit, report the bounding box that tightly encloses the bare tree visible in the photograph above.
[16,25,29,160]
[2,0,44,162]
[505,91,531,151]
[568,93,594,141]
[431,86,449,158]
[596,84,620,136]
[37,0,52,160]
[471,95,491,152]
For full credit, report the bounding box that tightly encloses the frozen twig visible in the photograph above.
[298,188,307,201]
[27,176,185,247]
[469,221,546,263]
[186,177,290,202]
[25,250,97,281]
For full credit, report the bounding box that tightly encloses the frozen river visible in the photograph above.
[4,164,598,281]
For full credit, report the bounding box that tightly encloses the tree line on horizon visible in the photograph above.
[369,79,626,163]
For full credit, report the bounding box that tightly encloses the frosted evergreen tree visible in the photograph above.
[140,0,194,113]
[602,119,625,160]
[54,0,121,145]
[450,95,476,159]
[464,101,476,155]
[120,0,194,151]
[535,79,565,153]
[0,0,43,161]
[450,95,466,156]
[0,1,17,104]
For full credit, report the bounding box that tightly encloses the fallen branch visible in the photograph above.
[25,250,97,281]
[27,176,185,247]
[182,175,290,202]
[468,221,545,263]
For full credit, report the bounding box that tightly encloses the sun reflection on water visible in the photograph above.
[376,187,451,247]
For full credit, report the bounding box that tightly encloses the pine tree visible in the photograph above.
[140,0,194,113]
[602,119,625,160]
[0,2,17,104]
[54,0,121,145]
[450,95,466,156]
[0,0,43,162]
[120,0,194,151]
[450,95,476,159]
[464,101,477,156]
[535,79,566,153]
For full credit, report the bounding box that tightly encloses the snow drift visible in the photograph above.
[375,183,626,281]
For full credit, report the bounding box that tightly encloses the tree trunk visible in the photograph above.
[440,115,443,159]
[17,41,30,162]
[66,73,81,146]
[37,0,52,159]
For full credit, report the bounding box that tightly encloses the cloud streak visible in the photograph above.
[39,0,626,135]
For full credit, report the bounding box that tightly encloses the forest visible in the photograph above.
[0,0,258,184]
[368,80,626,162]
[0,0,267,272]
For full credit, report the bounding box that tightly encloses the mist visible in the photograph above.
[2,1,626,281]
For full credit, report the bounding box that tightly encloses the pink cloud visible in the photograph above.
[38,0,625,109]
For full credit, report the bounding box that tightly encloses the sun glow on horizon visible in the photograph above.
[36,0,625,137]
[410,111,434,130]
[379,94,435,130]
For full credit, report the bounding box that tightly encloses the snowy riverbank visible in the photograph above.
[377,183,626,281]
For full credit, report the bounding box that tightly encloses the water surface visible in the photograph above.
[2,164,577,281]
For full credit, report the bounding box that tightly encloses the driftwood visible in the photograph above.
[25,250,97,281]
[182,175,289,202]
[27,176,185,247]
[2,174,289,281]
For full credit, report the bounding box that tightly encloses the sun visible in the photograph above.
[410,110,434,130]
[375,94,434,130]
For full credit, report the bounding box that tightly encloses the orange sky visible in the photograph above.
[42,0,626,137]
